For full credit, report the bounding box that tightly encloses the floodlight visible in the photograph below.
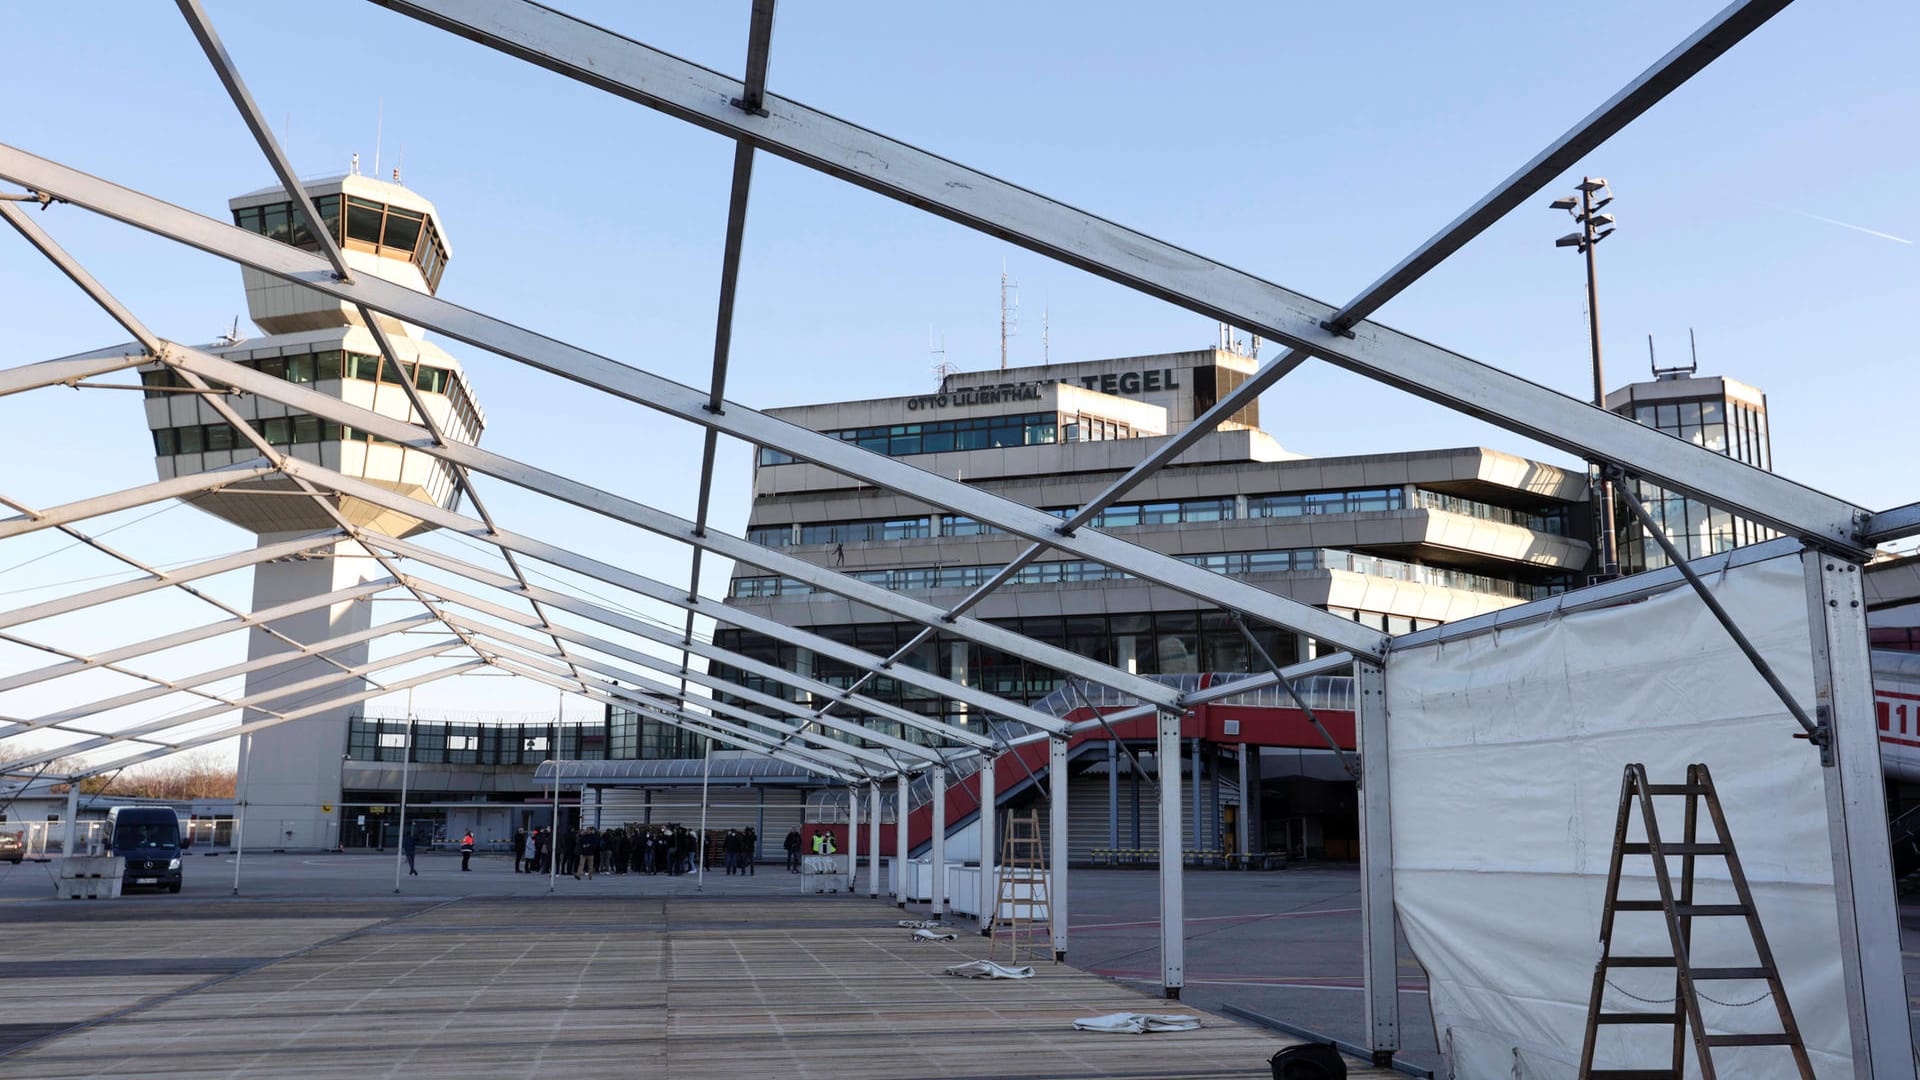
[1555,232,1583,248]
[1550,196,1578,211]
[1589,213,1615,228]
[1589,196,1612,211]
[1578,178,1608,191]
[1594,228,1614,242]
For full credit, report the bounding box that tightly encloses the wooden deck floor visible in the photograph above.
[0,894,1397,1079]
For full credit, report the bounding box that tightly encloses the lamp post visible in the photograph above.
[1552,177,1618,580]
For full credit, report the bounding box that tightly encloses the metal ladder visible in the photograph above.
[992,809,1052,965]
[1577,763,1812,1079]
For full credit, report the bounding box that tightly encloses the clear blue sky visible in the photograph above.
[0,1,1914,762]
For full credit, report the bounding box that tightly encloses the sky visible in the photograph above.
[0,1,1915,769]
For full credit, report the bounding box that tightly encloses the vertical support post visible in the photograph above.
[1234,745,1250,862]
[1190,736,1203,850]
[393,714,414,894]
[1157,708,1184,999]
[547,759,559,893]
[896,771,910,907]
[696,740,712,891]
[931,763,947,917]
[846,781,859,893]
[61,784,78,856]
[978,755,996,934]
[868,780,882,898]
[231,731,252,895]
[756,785,765,865]
[1049,736,1069,962]
[1107,739,1119,849]
[1356,660,1400,1067]
[1802,552,1908,1075]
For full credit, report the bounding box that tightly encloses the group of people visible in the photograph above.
[508,824,758,878]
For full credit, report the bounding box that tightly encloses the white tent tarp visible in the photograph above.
[1385,550,1850,1077]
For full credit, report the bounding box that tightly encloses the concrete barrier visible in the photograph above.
[57,855,124,899]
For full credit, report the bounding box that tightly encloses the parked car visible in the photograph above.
[0,832,21,864]
[105,806,183,893]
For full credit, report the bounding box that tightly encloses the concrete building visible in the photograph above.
[139,172,480,850]
[698,348,1596,856]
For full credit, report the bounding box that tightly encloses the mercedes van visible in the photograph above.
[105,806,184,893]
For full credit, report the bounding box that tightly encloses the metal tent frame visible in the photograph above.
[0,0,1911,1072]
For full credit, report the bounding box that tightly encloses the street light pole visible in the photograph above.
[1553,177,1619,580]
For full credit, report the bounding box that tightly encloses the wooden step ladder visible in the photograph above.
[991,809,1052,965]
[1577,763,1812,1079]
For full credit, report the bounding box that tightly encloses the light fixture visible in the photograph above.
[1588,213,1615,228]
[1556,232,1584,248]
[1550,196,1578,211]
[1578,177,1609,192]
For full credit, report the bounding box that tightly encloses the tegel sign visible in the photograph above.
[1074,368,1179,396]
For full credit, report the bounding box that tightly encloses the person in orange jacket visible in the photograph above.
[459,830,475,872]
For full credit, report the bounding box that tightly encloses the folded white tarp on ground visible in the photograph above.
[912,928,957,942]
[1385,551,1851,1078]
[898,919,945,929]
[945,960,1035,979]
[1072,1012,1200,1033]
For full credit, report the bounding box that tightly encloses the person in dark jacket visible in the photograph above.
[742,827,757,875]
[459,830,475,872]
[722,829,740,875]
[784,828,802,873]
[510,828,526,874]
[577,827,599,880]
[558,828,577,877]
[402,829,419,876]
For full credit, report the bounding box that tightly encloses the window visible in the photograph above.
[1248,487,1407,519]
[346,197,385,244]
[757,412,1061,466]
[382,207,424,254]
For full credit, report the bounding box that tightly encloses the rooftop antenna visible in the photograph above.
[930,328,957,389]
[1649,330,1699,381]
[350,151,359,176]
[394,144,403,185]
[1042,306,1050,364]
[999,261,1018,371]
[372,98,383,178]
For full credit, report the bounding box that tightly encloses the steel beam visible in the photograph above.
[868,780,881,898]
[368,533,990,749]
[1049,735,1068,962]
[0,579,395,696]
[175,0,353,281]
[0,149,1388,661]
[0,346,152,398]
[930,762,946,917]
[1863,500,1920,546]
[1355,661,1399,1067]
[895,771,909,907]
[0,640,464,773]
[977,755,996,934]
[0,532,341,632]
[262,451,1064,737]
[0,615,433,740]
[1157,707,1184,999]
[349,0,1860,552]
[486,653,867,781]
[150,342,1171,714]
[1802,553,1910,1075]
[74,661,484,778]
[440,614,909,770]
[0,462,273,541]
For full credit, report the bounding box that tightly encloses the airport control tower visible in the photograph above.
[140,171,482,850]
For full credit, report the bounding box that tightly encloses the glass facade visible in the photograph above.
[757,412,1060,466]
[234,193,449,292]
[142,348,482,449]
[731,546,1562,602]
[1614,389,1776,573]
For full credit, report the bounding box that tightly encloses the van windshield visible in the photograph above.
[114,821,180,850]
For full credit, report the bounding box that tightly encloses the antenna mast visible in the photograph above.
[999,262,1018,371]
[930,329,957,389]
